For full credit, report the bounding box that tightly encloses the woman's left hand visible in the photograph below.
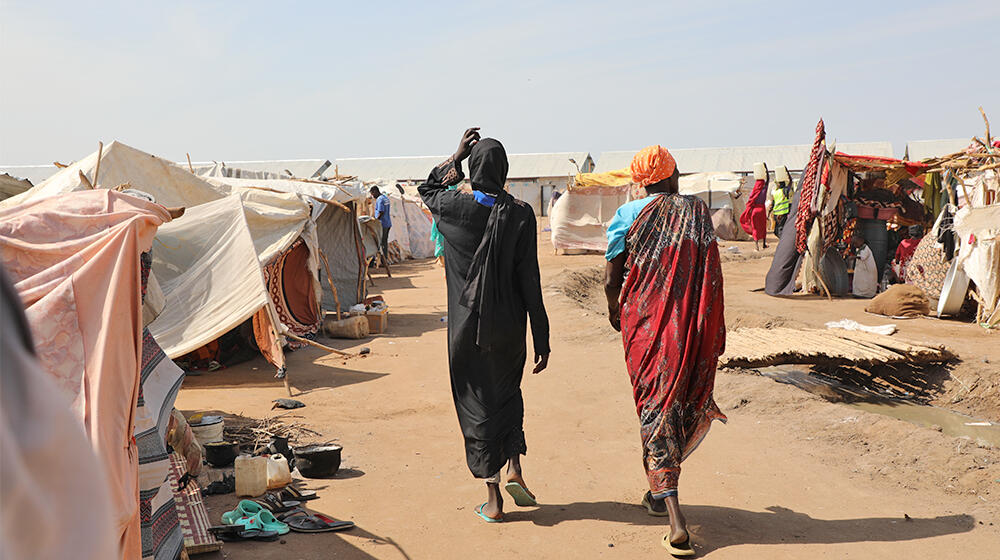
[608,304,621,332]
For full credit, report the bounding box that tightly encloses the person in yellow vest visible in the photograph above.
[766,165,793,238]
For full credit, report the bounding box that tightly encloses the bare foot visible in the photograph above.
[480,482,504,519]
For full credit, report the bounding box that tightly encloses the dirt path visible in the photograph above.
[178,231,998,559]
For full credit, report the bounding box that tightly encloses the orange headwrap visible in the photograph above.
[630,145,677,188]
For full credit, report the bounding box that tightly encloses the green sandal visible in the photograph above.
[221,499,265,525]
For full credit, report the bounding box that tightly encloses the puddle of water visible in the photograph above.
[759,366,1000,447]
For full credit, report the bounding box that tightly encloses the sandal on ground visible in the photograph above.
[286,511,355,533]
[503,481,537,507]
[662,532,695,557]
[255,509,290,535]
[474,502,503,523]
[254,492,301,513]
[280,485,319,501]
[641,491,670,517]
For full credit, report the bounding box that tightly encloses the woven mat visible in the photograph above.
[168,453,223,555]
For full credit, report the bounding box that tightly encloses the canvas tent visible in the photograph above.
[2,141,347,390]
[677,172,750,241]
[550,169,750,252]
[200,174,368,312]
[550,169,631,252]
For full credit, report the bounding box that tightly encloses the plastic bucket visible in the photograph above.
[190,416,224,445]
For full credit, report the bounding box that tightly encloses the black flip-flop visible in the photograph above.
[208,526,280,542]
[286,512,355,533]
[254,493,301,514]
[280,485,319,501]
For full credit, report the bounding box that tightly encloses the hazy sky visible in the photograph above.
[2,0,997,165]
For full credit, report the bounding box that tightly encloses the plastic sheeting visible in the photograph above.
[148,195,283,364]
[954,204,1000,322]
[549,189,628,251]
[317,203,365,312]
[2,141,226,209]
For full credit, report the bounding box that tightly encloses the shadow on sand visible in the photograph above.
[502,501,975,555]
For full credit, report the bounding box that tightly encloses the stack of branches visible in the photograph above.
[223,412,324,454]
[924,107,1000,175]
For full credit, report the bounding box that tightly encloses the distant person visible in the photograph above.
[891,225,923,282]
[604,145,727,557]
[740,162,769,250]
[418,128,550,523]
[767,167,793,238]
[852,233,878,298]
[370,186,392,263]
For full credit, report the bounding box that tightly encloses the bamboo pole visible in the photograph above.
[92,141,104,190]
[980,106,992,147]
[318,249,341,320]
[282,331,355,357]
[78,171,94,189]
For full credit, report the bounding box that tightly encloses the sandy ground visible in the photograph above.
[178,228,999,559]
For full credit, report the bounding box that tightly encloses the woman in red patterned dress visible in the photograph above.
[604,146,727,557]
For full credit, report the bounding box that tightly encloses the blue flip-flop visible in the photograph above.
[475,502,503,523]
[504,481,538,507]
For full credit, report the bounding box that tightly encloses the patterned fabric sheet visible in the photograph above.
[167,453,222,555]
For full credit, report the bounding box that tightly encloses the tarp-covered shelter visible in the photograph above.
[201,175,368,313]
[0,190,175,560]
[765,121,930,298]
[677,172,750,241]
[550,169,631,252]
[0,141,347,389]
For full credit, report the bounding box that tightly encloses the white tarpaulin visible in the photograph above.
[677,172,749,241]
[148,195,277,358]
[1,141,226,209]
[203,175,367,311]
[954,203,1000,324]
[550,189,628,252]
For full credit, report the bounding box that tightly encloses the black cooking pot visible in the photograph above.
[204,441,240,467]
[293,444,342,478]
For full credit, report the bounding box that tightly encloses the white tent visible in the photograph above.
[677,172,750,241]
[1,142,341,381]
[202,175,368,311]
[549,188,629,252]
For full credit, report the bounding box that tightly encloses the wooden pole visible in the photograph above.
[318,249,342,320]
[78,171,94,189]
[186,153,194,173]
[980,106,992,148]
[282,331,355,357]
[92,141,104,190]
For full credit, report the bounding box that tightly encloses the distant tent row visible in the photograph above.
[551,168,751,253]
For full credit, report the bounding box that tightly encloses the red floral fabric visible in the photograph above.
[620,194,727,494]
[794,119,826,253]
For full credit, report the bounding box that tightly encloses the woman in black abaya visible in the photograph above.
[418,128,551,522]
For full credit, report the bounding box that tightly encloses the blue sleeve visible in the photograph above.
[605,198,655,261]
[605,204,634,261]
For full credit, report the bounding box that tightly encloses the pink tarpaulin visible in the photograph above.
[0,190,170,560]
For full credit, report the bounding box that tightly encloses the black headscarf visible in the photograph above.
[459,138,517,350]
[468,138,509,195]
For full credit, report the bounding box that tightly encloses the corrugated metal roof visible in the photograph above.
[185,159,332,179]
[595,142,894,174]
[0,164,58,185]
[905,139,972,161]
[333,152,593,182]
